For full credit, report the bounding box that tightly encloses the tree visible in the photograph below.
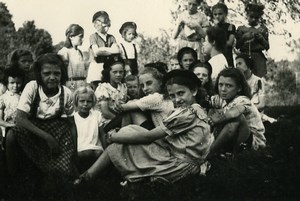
[15,20,54,56]
[0,2,16,68]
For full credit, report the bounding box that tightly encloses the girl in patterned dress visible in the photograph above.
[6,53,78,197]
[74,69,213,186]
[207,68,266,159]
[0,67,24,147]
[58,24,87,92]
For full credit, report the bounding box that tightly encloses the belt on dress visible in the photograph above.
[68,77,86,81]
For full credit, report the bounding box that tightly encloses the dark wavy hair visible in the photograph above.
[214,68,252,99]
[7,49,34,67]
[235,53,255,71]
[177,47,197,68]
[64,24,84,48]
[101,55,125,83]
[206,26,226,53]
[33,53,68,86]
[3,67,25,87]
[212,2,228,15]
[189,60,214,97]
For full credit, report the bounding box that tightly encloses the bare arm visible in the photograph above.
[173,21,185,39]
[0,109,15,127]
[226,34,235,47]
[109,126,167,144]
[99,101,116,119]
[210,105,246,125]
[91,43,120,56]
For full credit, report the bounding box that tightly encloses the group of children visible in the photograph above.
[0,0,273,200]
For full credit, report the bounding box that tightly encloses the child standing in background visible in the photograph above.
[86,11,120,90]
[212,2,236,67]
[119,22,139,75]
[73,86,103,172]
[173,0,209,61]
[58,24,87,91]
[236,1,269,78]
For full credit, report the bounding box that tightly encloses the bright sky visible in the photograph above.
[2,0,300,61]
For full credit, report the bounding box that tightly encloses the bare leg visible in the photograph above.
[130,111,148,125]
[208,115,250,158]
[74,149,112,184]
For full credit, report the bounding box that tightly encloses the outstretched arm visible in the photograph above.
[109,126,167,144]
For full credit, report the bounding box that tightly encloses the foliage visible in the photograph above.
[15,21,54,57]
[0,2,16,68]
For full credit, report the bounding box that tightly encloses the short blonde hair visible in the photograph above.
[73,86,97,108]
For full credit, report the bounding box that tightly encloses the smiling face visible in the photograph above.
[217,76,240,103]
[139,73,161,96]
[167,83,196,108]
[7,76,23,93]
[109,63,125,86]
[40,63,62,91]
[193,67,209,85]
[180,53,195,70]
[94,16,111,34]
[77,93,94,117]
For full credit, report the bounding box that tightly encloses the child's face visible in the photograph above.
[126,80,139,99]
[213,8,226,24]
[7,76,22,93]
[202,36,213,56]
[70,33,84,47]
[18,55,33,72]
[193,67,209,85]
[236,58,248,75]
[188,0,199,15]
[167,83,196,108]
[169,59,180,71]
[94,16,110,34]
[77,93,94,117]
[40,64,62,90]
[217,76,241,103]
[110,63,124,85]
[247,12,260,27]
[180,53,195,70]
[139,73,161,96]
[124,28,136,42]
[125,65,132,77]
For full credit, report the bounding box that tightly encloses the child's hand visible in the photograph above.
[255,33,264,41]
[45,135,60,155]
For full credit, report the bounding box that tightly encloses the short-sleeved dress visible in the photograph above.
[106,104,213,183]
[94,82,127,125]
[176,11,210,60]
[211,95,266,150]
[86,33,117,83]
[12,81,78,178]
[0,91,20,136]
[58,47,86,91]
[236,24,269,77]
[75,110,103,152]
[135,93,174,127]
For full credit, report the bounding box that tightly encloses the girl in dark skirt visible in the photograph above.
[6,53,78,198]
